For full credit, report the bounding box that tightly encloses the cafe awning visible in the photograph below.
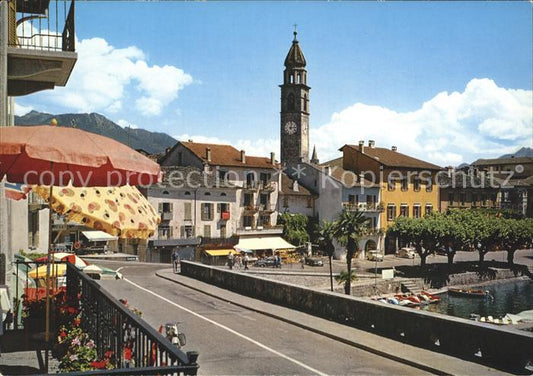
[234,237,296,251]
[82,231,118,242]
[205,249,239,257]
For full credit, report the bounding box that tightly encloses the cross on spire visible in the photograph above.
[293,24,298,40]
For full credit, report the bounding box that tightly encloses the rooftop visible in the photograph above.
[341,144,442,170]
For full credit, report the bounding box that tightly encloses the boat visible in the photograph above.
[448,288,488,298]
[418,291,441,304]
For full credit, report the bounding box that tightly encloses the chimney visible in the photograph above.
[368,140,375,148]
[324,166,331,176]
[270,152,275,165]
[240,150,246,163]
[292,180,299,192]
[391,146,397,152]
[358,140,365,153]
[206,147,211,162]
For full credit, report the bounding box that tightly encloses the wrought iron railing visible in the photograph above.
[10,0,75,52]
[65,263,199,375]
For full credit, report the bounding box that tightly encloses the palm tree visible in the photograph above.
[316,220,336,291]
[333,209,369,295]
[335,269,357,287]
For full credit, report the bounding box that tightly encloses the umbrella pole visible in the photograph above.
[44,176,54,371]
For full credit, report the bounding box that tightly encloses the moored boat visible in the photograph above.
[448,288,488,298]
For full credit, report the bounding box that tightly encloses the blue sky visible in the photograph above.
[15,2,533,166]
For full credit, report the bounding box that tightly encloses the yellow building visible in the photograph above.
[336,141,441,251]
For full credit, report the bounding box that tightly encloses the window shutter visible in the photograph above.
[158,202,163,213]
[217,203,221,213]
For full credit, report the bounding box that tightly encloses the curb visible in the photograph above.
[156,271,452,376]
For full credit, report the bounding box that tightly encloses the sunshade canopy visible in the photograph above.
[82,231,118,242]
[0,125,160,186]
[205,249,239,257]
[234,237,296,251]
[33,185,160,239]
[34,252,88,268]
[28,263,66,279]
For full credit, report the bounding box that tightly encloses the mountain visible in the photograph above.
[14,111,177,155]
[499,147,533,159]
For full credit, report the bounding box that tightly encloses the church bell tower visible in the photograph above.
[280,31,310,165]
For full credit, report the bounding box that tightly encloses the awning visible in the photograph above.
[82,231,118,242]
[234,237,296,251]
[205,249,239,257]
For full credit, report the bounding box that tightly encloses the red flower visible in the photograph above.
[74,318,81,326]
[60,331,67,338]
[104,350,114,359]
[90,359,108,369]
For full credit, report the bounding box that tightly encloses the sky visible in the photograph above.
[14,2,533,167]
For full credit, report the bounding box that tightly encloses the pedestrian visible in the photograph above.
[234,254,242,269]
[300,256,305,269]
[228,252,234,270]
[276,253,282,268]
[243,253,249,270]
[171,250,180,273]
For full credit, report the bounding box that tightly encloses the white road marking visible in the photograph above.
[124,278,328,376]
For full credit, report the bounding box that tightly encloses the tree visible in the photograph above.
[499,218,533,266]
[278,213,310,246]
[316,220,336,292]
[332,210,369,295]
[335,269,357,288]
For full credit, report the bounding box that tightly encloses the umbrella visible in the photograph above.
[33,253,88,268]
[33,184,160,239]
[28,263,67,279]
[82,264,121,280]
[0,123,161,343]
[0,125,160,186]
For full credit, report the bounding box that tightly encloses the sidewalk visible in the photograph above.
[156,268,512,376]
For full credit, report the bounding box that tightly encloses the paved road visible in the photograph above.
[98,263,427,375]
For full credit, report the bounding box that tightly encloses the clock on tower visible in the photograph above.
[280,31,310,166]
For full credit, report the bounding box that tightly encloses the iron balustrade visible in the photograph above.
[65,263,199,375]
[10,0,75,52]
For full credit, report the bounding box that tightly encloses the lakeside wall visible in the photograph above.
[181,260,533,371]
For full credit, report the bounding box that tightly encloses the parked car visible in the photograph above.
[255,257,277,267]
[366,250,384,262]
[396,247,416,259]
[305,256,324,266]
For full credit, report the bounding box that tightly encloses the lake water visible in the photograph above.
[424,279,533,319]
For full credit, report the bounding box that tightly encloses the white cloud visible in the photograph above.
[14,102,33,116]
[173,79,531,166]
[45,37,193,116]
[311,78,532,166]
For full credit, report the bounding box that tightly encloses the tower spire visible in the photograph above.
[311,145,319,164]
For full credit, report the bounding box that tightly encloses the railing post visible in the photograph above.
[186,351,199,375]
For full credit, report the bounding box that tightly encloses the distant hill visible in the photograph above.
[499,147,533,159]
[15,111,177,155]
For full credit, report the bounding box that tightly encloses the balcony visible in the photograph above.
[7,0,77,96]
[260,182,276,192]
[234,225,283,236]
[6,261,199,374]
[243,205,258,212]
[342,202,383,212]
[161,211,173,221]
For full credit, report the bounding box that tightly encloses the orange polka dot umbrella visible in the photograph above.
[33,185,160,239]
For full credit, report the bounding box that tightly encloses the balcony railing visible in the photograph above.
[10,0,75,52]
[342,202,383,212]
[8,261,199,375]
[66,263,199,374]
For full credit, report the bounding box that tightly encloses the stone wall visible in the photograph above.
[181,260,533,371]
